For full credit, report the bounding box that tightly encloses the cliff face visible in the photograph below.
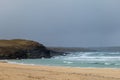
[0,39,51,59]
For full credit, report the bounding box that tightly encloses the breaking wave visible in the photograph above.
[7,52,120,68]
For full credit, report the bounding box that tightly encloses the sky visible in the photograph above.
[0,0,120,47]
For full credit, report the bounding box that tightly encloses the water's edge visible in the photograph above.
[3,52,120,68]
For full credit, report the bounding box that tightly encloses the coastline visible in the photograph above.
[4,60,120,69]
[0,62,120,80]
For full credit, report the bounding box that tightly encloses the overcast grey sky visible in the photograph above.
[0,0,120,47]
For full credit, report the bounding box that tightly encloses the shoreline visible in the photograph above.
[1,60,120,69]
[0,62,120,80]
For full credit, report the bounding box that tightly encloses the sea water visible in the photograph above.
[8,52,120,68]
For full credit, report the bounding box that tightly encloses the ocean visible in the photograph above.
[8,52,120,68]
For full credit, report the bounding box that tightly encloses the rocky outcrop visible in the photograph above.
[0,39,51,59]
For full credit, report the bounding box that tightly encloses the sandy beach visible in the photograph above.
[0,62,120,80]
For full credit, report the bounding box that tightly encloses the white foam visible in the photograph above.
[63,61,73,64]
[7,61,35,66]
[54,52,120,62]
[104,62,111,65]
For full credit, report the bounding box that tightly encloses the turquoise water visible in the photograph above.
[8,52,120,68]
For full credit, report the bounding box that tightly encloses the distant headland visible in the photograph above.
[0,39,52,59]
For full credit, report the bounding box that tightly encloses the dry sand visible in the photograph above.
[0,62,120,80]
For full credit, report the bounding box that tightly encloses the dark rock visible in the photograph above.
[49,50,68,57]
[0,39,51,59]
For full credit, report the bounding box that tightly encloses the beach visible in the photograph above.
[0,62,120,80]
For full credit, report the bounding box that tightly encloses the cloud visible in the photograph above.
[0,0,120,47]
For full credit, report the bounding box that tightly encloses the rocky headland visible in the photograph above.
[1,39,118,59]
[0,39,62,59]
